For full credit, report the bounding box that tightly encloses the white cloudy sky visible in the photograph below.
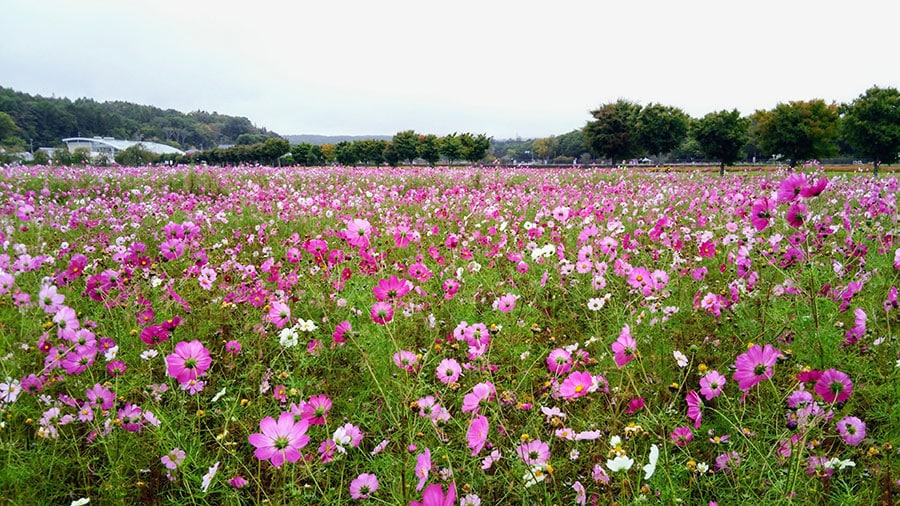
[2,0,898,139]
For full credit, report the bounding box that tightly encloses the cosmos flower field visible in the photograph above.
[0,163,898,505]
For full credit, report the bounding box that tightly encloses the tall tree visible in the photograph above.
[635,103,689,160]
[334,141,360,166]
[392,130,419,165]
[0,111,22,147]
[693,109,749,176]
[754,99,839,169]
[439,134,463,166]
[459,133,490,163]
[584,100,643,164]
[532,136,559,162]
[841,86,900,175]
[417,134,441,166]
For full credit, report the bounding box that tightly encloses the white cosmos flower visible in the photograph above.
[607,455,634,473]
[643,444,659,479]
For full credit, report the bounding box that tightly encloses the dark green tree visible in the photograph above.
[693,109,749,176]
[584,100,643,164]
[260,138,290,165]
[357,139,387,165]
[114,144,160,166]
[334,141,360,166]
[0,111,22,146]
[635,103,690,160]
[417,134,441,166]
[754,99,839,169]
[383,143,400,167]
[841,86,900,175]
[392,130,419,165]
[459,133,491,163]
[439,134,463,166]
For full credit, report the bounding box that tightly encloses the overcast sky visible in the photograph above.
[3,0,898,139]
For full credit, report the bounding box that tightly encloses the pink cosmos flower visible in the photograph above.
[415,448,431,491]
[611,324,636,368]
[37,284,64,314]
[493,293,518,313]
[462,382,495,413]
[686,390,702,428]
[410,483,456,506]
[225,340,242,354]
[349,473,379,499]
[732,344,780,391]
[517,439,550,465]
[836,415,866,446]
[345,218,372,249]
[435,358,461,384]
[559,370,593,400]
[165,340,212,384]
[670,426,693,446]
[373,275,412,301]
[161,448,186,470]
[248,411,310,468]
[699,370,726,401]
[267,301,292,329]
[800,177,828,197]
[301,394,332,425]
[814,369,853,403]
[370,301,394,325]
[393,350,419,372]
[229,475,249,489]
[467,415,489,456]
[546,348,573,375]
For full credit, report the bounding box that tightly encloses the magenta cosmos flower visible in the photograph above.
[814,369,853,403]
[372,275,412,301]
[686,390,702,428]
[785,202,807,228]
[370,301,393,325]
[411,482,456,506]
[248,411,310,468]
[166,340,212,383]
[611,324,637,367]
[750,197,776,231]
[732,344,780,391]
[670,426,693,447]
[349,473,379,499]
[559,370,593,400]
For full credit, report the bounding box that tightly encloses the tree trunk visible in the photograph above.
[874,160,880,177]
[719,161,725,176]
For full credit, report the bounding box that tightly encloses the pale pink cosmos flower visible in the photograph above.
[836,415,866,446]
[493,293,518,313]
[686,390,702,428]
[349,473,379,499]
[247,411,310,468]
[435,358,461,384]
[517,439,550,466]
[161,448,186,470]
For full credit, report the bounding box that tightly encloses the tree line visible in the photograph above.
[579,85,900,175]
[0,86,276,151]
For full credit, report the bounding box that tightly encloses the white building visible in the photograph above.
[62,137,185,158]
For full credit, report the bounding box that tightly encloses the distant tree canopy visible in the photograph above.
[693,109,750,176]
[753,99,840,169]
[584,100,643,163]
[0,86,278,150]
[841,86,900,175]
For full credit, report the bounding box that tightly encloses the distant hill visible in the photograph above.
[0,86,279,150]
[285,134,392,145]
